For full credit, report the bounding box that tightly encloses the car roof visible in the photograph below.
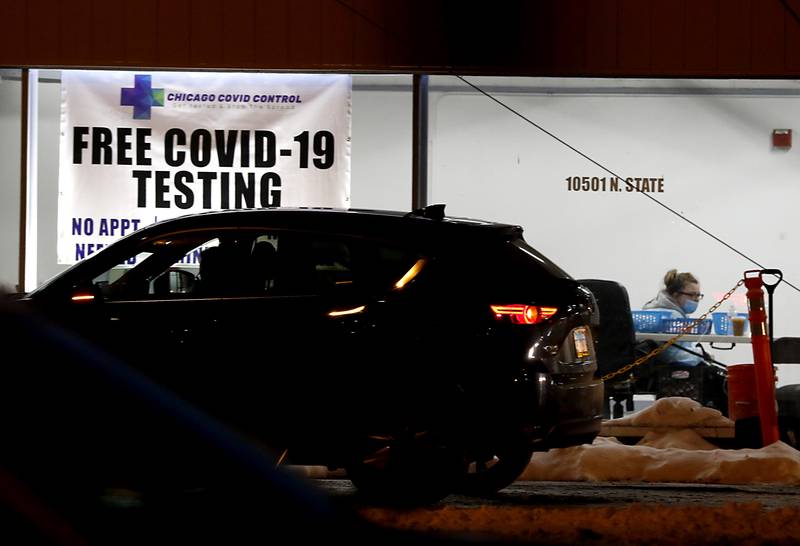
[27,207,527,298]
[132,207,524,245]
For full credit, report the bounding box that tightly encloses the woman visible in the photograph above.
[642,269,705,366]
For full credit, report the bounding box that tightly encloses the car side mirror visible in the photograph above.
[152,269,196,296]
[69,282,104,304]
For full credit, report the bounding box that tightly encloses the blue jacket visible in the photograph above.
[642,290,704,367]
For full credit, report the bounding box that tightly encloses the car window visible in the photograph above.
[376,245,421,288]
[93,236,212,301]
[94,230,280,301]
[92,251,154,294]
[512,239,572,280]
[90,229,423,301]
[266,234,354,296]
[261,233,420,297]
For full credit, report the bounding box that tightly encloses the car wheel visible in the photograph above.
[346,427,463,505]
[454,442,533,496]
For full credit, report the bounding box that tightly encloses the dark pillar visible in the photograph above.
[412,73,428,210]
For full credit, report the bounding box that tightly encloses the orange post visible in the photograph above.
[743,270,780,446]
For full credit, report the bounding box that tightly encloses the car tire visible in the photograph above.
[454,442,533,497]
[346,428,463,505]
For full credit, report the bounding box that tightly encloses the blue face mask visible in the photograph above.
[681,300,698,314]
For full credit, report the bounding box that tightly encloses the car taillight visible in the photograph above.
[490,304,557,325]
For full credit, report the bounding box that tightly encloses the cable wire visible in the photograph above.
[454,74,800,294]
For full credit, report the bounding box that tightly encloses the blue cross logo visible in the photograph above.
[120,74,164,120]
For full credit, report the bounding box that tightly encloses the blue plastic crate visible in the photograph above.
[631,310,672,332]
[712,312,750,335]
[660,317,712,335]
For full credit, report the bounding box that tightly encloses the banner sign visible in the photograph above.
[58,70,351,264]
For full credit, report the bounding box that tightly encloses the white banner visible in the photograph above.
[58,70,351,264]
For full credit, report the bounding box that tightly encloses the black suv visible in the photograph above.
[21,205,603,502]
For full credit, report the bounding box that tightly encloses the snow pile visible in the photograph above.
[612,396,733,427]
[638,428,719,450]
[520,397,800,484]
[520,436,800,483]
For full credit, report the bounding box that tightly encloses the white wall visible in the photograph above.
[0,74,21,291]
[36,78,63,287]
[349,75,412,210]
[427,76,800,385]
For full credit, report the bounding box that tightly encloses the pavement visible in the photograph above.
[315,479,800,510]
[315,479,800,545]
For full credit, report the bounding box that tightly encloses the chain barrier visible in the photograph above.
[600,278,746,382]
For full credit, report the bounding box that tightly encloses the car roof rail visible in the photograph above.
[405,203,446,221]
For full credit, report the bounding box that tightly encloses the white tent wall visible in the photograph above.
[1,73,799,384]
[427,76,800,386]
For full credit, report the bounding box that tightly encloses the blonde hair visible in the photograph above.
[663,269,699,296]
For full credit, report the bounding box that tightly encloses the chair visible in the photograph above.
[577,279,639,418]
[773,337,800,364]
[579,278,725,418]
[774,337,800,446]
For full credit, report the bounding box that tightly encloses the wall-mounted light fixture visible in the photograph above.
[772,129,792,149]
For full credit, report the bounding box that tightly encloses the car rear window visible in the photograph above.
[511,239,572,280]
